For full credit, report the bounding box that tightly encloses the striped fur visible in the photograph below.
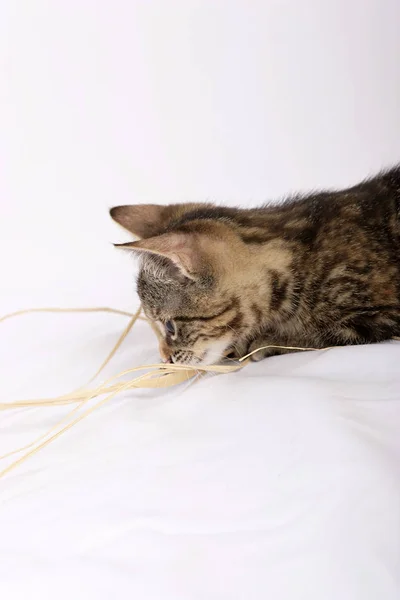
[111,165,400,364]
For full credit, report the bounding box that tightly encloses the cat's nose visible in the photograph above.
[159,341,172,363]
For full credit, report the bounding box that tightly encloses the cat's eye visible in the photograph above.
[165,320,176,336]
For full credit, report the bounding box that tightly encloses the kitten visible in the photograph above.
[110,166,400,365]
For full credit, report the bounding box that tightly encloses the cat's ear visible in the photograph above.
[114,232,205,279]
[110,205,170,239]
[110,203,211,239]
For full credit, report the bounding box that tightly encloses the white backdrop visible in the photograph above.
[1,0,400,313]
[2,4,400,599]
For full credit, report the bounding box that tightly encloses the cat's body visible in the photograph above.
[111,165,400,365]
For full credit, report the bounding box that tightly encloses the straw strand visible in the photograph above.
[3,305,397,479]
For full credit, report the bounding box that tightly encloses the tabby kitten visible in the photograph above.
[111,166,400,365]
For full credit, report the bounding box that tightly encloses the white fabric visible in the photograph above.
[2,1,400,598]
[1,311,400,600]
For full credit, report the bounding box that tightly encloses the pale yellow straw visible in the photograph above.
[0,306,232,478]
[2,305,397,479]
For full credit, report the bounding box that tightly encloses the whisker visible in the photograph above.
[224,322,240,337]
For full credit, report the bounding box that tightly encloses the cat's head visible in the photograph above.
[110,203,259,365]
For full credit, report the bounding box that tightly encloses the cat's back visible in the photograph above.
[307,165,400,250]
[171,165,400,249]
[255,164,400,251]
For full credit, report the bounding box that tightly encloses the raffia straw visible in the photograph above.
[0,305,234,478]
[0,305,190,450]
[0,306,136,323]
[0,367,196,466]
[0,306,141,410]
[0,307,138,470]
[3,305,397,479]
